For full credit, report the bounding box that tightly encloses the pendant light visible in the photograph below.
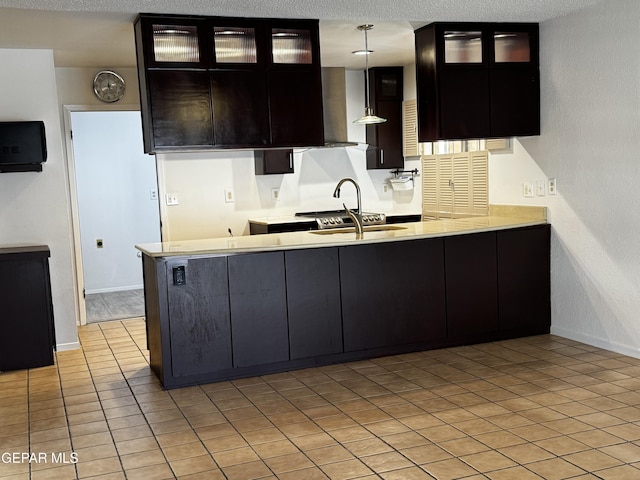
[353,24,387,124]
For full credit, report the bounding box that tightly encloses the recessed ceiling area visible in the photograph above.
[0,0,604,68]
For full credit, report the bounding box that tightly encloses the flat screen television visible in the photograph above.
[0,121,47,173]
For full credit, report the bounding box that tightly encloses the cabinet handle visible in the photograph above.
[289,152,293,169]
[380,149,384,165]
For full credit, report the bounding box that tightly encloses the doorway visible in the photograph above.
[66,108,161,324]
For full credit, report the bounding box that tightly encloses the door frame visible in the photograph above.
[63,104,156,326]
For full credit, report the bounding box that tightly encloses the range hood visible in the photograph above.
[321,67,361,148]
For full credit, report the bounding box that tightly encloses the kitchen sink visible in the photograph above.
[309,225,408,235]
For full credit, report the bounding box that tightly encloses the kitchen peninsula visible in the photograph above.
[137,206,550,389]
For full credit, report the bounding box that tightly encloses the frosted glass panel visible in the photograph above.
[153,24,200,63]
[272,29,312,64]
[444,31,482,63]
[494,32,530,62]
[214,27,257,63]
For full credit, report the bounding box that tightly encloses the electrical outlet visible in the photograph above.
[536,180,546,196]
[271,188,280,201]
[548,177,557,195]
[224,188,235,203]
[523,182,534,198]
[383,184,389,193]
[150,188,158,200]
[165,193,179,206]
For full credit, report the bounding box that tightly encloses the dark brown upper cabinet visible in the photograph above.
[365,67,404,169]
[254,149,294,175]
[134,14,324,153]
[414,22,539,141]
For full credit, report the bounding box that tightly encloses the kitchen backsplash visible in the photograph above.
[157,146,422,241]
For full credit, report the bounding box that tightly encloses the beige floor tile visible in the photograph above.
[221,460,273,480]
[123,462,174,480]
[422,457,480,479]
[154,429,200,448]
[115,436,160,455]
[400,444,453,464]
[563,450,623,472]
[120,448,166,470]
[343,437,393,457]
[570,430,626,448]
[202,433,248,453]
[212,446,260,467]
[305,444,354,466]
[499,442,555,464]
[320,458,374,480]
[264,451,315,473]
[534,435,591,456]
[76,456,123,478]
[486,465,545,479]
[526,457,588,480]
[359,451,413,473]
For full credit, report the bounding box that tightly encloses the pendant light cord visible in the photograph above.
[364,26,371,113]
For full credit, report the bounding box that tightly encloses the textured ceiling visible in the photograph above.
[0,0,604,68]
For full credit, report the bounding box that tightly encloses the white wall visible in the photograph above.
[490,0,640,357]
[159,69,422,241]
[0,49,78,351]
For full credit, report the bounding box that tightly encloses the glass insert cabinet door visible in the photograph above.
[213,26,258,64]
[271,28,313,64]
[494,31,531,63]
[444,31,483,63]
[146,19,208,68]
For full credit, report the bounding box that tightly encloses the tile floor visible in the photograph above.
[2,320,640,479]
[85,290,145,323]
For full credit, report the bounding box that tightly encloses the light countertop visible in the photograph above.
[136,210,547,258]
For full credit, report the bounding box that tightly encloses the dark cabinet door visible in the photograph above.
[366,67,404,169]
[490,67,540,137]
[211,70,270,147]
[228,252,289,367]
[166,257,232,377]
[146,70,213,150]
[340,238,446,352]
[497,225,550,335]
[438,68,491,140]
[268,69,324,147]
[254,149,294,174]
[285,248,343,359]
[366,100,404,169]
[444,232,499,340]
[0,247,54,371]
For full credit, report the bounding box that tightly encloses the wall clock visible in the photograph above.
[93,70,125,103]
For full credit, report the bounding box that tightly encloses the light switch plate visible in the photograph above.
[536,180,546,196]
[165,193,179,206]
[271,188,280,201]
[523,182,535,198]
[224,189,235,203]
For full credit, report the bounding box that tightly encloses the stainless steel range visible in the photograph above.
[295,210,386,230]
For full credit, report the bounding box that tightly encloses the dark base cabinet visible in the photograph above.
[340,239,446,352]
[497,225,551,336]
[143,224,551,389]
[285,248,343,359]
[444,232,499,342]
[228,252,289,367]
[0,246,55,371]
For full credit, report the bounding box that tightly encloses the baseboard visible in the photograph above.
[551,325,640,360]
[85,285,143,295]
[56,341,81,352]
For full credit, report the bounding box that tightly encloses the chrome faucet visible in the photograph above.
[333,178,363,235]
